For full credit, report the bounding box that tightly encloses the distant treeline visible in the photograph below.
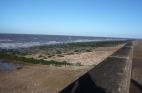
[0,53,72,65]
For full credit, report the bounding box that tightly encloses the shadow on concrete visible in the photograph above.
[59,73,106,93]
[131,79,142,92]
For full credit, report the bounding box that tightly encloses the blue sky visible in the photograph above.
[0,0,142,38]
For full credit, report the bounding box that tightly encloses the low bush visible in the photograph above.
[74,50,79,52]
[57,54,64,57]
[86,49,92,52]
[76,62,81,66]
[56,50,62,54]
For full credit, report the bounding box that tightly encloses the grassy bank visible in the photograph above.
[0,53,72,66]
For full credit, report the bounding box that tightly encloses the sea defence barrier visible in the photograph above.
[60,41,134,93]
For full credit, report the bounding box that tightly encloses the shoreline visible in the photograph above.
[0,41,128,66]
[0,41,129,93]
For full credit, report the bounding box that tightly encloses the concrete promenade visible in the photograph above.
[130,40,142,93]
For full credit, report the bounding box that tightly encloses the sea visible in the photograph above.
[0,33,127,49]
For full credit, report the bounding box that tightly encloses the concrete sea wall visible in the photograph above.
[60,41,134,93]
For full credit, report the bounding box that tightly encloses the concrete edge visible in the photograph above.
[60,41,135,93]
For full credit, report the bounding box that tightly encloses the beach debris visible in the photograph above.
[16,67,22,70]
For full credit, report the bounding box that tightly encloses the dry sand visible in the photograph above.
[44,44,125,65]
[0,44,125,93]
[24,44,125,66]
[0,65,92,93]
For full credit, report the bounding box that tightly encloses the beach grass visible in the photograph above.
[0,53,72,66]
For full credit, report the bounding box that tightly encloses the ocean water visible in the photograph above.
[0,34,126,49]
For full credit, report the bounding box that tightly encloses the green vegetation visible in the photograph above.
[67,41,129,48]
[67,52,74,55]
[76,62,82,66]
[86,49,92,52]
[56,50,62,54]
[74,50,79,52]
[0,53,72,66]
[57,54,64,57]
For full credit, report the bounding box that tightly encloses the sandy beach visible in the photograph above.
[23,43,125,66]
[0,65,92,93]
[0,43,126,93]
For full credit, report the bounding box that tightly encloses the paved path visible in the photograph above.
[130,40,142,93]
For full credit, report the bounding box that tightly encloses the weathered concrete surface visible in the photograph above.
[130,40,142,93]
[60,42,134,93]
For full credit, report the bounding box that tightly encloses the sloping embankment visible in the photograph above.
[60,41,134,93]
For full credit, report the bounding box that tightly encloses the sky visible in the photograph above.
[0,0,142,38]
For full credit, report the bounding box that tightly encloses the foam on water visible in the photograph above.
[0,39,127,49]
[0,39,13,42]
[0,34,127,49]
[0,41,63,49]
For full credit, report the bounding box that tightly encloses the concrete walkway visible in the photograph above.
[130,40,142,93]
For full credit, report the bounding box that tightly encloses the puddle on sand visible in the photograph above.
[0,61,24,70]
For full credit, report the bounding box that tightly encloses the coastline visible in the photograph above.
[0,41,128,93]
[1,41,127,65]
[22,41,126,66]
